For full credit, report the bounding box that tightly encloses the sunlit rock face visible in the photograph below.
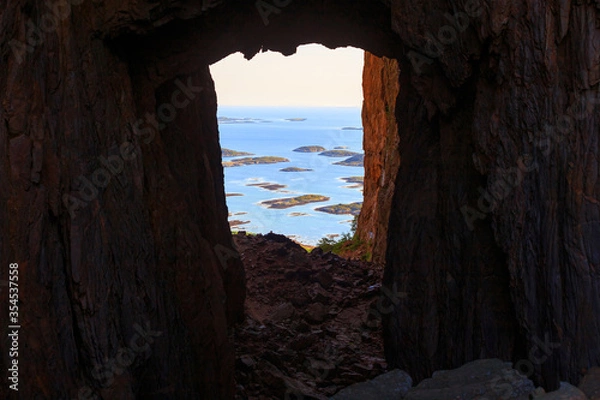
[357,52,401,264]
[1,0,598,398]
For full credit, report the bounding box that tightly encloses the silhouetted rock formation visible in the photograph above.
[1,0,598,398]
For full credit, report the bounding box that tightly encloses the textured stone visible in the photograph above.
[1,0,599,398]
[305,303,330,324]
[532,382,589,400]
[356,53,401,264]
[404,359,535,400]
[579,368,600,400]
[383,0,600,390]
[269,302,295,322]
[331,369,413,399]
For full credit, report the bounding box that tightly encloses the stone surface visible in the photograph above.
[404,359,535,400]
[533,382,589,399]
[268,302,295,322]
[1,0,599,398]
[383,0,600,390]
[305,303,330,324]
[330,369,413,399]
[579,368,600,400]
[356,53,401,264]
[232,233,387,399]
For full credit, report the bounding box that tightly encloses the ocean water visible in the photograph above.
[218,106,364,245]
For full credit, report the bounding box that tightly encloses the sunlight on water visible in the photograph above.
[218,106,364,245]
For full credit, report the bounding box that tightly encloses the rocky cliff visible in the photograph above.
[384,0,600,390]
[1,0,599,398]
[357,52,401,263]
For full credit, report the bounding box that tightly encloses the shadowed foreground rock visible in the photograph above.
[331,360,600,400]
[331,369,412,400]
[578,368,600,400]
[404,359,535,400]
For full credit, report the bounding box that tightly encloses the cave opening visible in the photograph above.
[208,44,397,398]
[211,44,367,248]
[92,1,409,397]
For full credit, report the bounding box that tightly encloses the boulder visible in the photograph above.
[331,369,412,399]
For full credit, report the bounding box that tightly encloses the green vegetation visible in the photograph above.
[319,150,360,157]
[222,148,254,157]
[261,194,329,209]
[293,146,326,153]
[334,154,364,167]
[317,232,354,253]
[315,202,362,216]
[223,156,289,167]
[315,215,372,261]
[231,230,258,236]
[280,167,314,172]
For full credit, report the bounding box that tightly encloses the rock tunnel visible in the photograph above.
[1,0,599,398]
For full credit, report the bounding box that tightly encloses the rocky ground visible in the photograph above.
[231,232,388,399]
[231,232,600,400]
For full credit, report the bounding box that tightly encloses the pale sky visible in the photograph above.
[209,44,364,107]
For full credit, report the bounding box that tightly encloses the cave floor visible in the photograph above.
[231,232,387,399]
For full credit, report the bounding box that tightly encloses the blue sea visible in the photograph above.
[218,106,364,245]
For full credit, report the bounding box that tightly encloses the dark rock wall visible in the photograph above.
[384,0,600,390]
[0,4,244,399]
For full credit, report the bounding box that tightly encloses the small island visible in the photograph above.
[340,176,364,184]
[223,156,290,167]
[285,118,307,122]
[293,146,326,153]
[334,154,364,167]
[316,202,362,216]
[222,148,254,157]
[334,146,349,149]
[289,212,309,217]
[261,194,330,209]
[341,126,363,131]
[226,193,244,197]
[319,150,360,157]
[218,116,264,124]
[247,182,287,191]
[280,167,313,172]
[229,220,250,227]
